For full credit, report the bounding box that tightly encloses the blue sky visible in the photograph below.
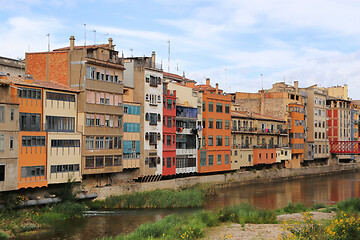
[1,0,360,98]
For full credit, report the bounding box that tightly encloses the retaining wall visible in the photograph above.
[90,163,360,200]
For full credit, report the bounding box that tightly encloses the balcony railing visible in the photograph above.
[231,127,288,135]
[232,144,289,149]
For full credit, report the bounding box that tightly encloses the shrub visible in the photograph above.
[282,202,308,214]
[336,198,360,212]
[0,231,10,240]
[218,203,277,224]
[280,212,325,240]
[325,212,360,240]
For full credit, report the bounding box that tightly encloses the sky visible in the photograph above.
[1,0,360,98]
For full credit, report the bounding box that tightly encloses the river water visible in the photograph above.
[16,171,360,240]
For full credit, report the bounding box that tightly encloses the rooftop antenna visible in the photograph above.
[46,33,50,52]
[84,24,86,47]
[28,45,30,53]
[104,33,109,44]
[129,48,133,57]
[261,74,263,90]
[225,68,228,92]
[167,40,170,72]
[92,30,96,45]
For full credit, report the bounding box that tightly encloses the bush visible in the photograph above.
[95,189,205,209]
[282,202,308,214]
[325,212,360,240]
[336,198,360,212]
[0,231,9,240]
[218,203,277,224]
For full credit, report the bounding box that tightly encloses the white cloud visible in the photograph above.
[0,17,64,58]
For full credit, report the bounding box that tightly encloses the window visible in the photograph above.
[225,154,229,164]
[10,109,14,121]
[21,136,46,147]
[225,136,229,146]
[225,104,230,113]
[149,76,158,87]
[149,113,157,125]
[95,156,104,167]
[216,119,222,129]
[0,165,4,181]
[86,66,96,79]
[20,113,41,131]
[167,135,171,146]
[216,103,223,113]
[85,156,94,168]
[21,166,45,178]
[0,106,4,122]
[167,117,172,128]
[17,87,41,100]
[46,91,75,102]
[208,102,213,112]
[9,137,13,150]
[225,120,229,130]
[167,99,172,110]
[86,137,95,149]
[45,116,75,132]
[208,136,213,146]
[200,151,206,166]
[202,135,205,146]
[216,136,223,146]
[96,137,104,149]
[167,157,171,168]
[149,132,158,145]
[208,155,214,166]
[208,119,213,128]
[202,101,206,112]
[217,154,222,165]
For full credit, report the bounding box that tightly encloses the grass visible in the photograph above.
[0,202,86,238]
[99,203,277,240]
[87,188,206,209]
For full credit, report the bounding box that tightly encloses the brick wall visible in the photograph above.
[26,52,69,85]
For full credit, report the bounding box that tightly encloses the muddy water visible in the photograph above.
[16,171,360,240]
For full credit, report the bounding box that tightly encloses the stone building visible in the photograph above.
[231,110,290,169]
[234,81,305,168]
[26,36,124,187]
[123,52,163,178]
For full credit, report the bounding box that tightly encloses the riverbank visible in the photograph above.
[91,163,360,200]
[0,202,86,239]
[99,198,360,240]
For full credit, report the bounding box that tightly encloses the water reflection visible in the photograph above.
[205,171,360,209]
[16,171,360,240]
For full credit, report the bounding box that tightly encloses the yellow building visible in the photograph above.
[44,88,82,184]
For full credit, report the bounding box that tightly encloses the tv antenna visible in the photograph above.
[92,30,96,45]
[84,24,87,47]
[167,40,170,72]
[46,33,50,52]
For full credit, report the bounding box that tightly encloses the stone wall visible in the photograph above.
[90,163,360,200]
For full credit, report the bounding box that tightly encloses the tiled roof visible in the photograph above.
[0,76,80,92]
[232,110,284,122]
[193,84,217,92]
[163,72,195,83]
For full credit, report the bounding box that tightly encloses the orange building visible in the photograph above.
[191,78,231,173]
[1,76,79,189]
[288,103,305,168]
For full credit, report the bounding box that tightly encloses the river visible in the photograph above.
[16,170,360,240]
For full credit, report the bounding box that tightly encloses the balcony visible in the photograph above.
[145,61,162,71]
[231,127,288,135]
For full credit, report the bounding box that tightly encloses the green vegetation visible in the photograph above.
[0,202,86,238]
[87,188,207,209]
[99,203,277,240]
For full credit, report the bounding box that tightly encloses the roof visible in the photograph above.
[0,76,80,93]
[232,110,285,122]
[53,44,115,52]
[163,72,196,83]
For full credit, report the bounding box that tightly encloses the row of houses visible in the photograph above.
[0,36,358,192]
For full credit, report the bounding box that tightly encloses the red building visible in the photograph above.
[162,87,176,176]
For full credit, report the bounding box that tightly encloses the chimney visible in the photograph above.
[294,80,299,90]
[151,51,156,68]
[108,38,113,49]
[216,83,219,94]
[206,78,210,86]
[69,36,75,50]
